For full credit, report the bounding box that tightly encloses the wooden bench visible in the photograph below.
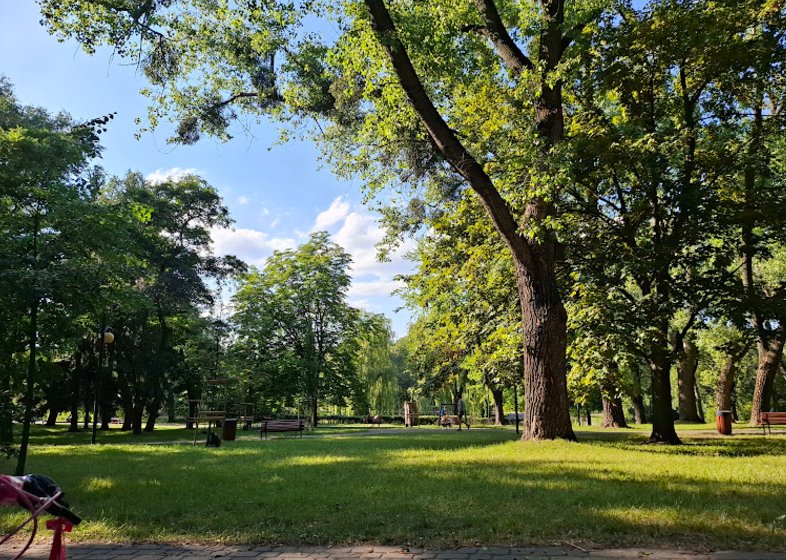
[760,412,786,434]
[260,419,306,439]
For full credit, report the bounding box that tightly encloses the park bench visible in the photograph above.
[760,412,786,434]
[260,419,306,439]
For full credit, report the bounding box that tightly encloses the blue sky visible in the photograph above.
[0,1,415,338]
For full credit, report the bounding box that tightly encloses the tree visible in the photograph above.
[0,78,112,472]
[232,232,357,427]
[353,312,398,417]
[104,171,239,433]
[40,0,583,440]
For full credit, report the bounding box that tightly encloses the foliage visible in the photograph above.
[231,232,358,424]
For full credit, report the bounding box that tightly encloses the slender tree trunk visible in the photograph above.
[694,383,705,423]
[585,407,591,426]
[16,297,38,476]
[648,348,681,444]
[750,329,785,425]
[575,404,582,426]
[677,336,701,422]
[310,393,318,429]
[186,388,199,430]
[69,353,81,432]
[45,408,58,426]
[167,390,176,423]
[1,354,14,447]
[491,387,504,425]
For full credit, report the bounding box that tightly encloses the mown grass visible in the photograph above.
[1,424,785,551]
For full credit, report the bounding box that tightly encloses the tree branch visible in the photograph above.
[364,0,533,269]
[469,0,534,75]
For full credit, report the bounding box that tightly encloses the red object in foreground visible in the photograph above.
[716,410,733,435]
[46,518,73,560]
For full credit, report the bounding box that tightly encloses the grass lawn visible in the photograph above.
[1,424,785,551]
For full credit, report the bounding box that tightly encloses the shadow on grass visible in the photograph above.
[2,429,785,551]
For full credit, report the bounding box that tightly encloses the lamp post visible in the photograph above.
[91,325,114,445]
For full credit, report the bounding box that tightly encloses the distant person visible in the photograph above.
[439,405,448,428]
[457,397,470,430]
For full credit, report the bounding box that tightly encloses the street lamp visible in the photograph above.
[91,326,114,445]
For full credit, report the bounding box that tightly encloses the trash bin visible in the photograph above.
[715,410,733,435]
[222,418,238,441]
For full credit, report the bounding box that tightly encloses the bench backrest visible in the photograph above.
[761,412,786,424]
[262,419,305,430]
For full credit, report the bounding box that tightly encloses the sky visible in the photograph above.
[0,1,415,338]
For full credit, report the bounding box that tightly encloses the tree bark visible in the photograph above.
[144,393,162,432]
[716,346,747,412]
[677,336,701,422]
[601,397,627,428]
[364,0,574,441]
[648,348,681,444]
[585,407,591,426]
[750,329,785,425]
[600,378,627,428]
[491,387,504,425]
[629,363,647,423]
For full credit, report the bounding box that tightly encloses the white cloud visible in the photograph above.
[145,167,202,184]
[348,279,404,298]
[210,226,296,266]
[312,196,351,231]
[237,196,249,205]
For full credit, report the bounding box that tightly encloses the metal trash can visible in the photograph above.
[715,410,733,435]
[222,418,238,441]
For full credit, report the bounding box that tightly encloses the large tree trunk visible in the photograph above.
[648,349,681,444]
[750,329,785,425]
[491,388,504,425]
[517,262,575,440]
[677,336,702,422]
[364,0,574,441]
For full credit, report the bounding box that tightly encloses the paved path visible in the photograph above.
[10,544,786,560]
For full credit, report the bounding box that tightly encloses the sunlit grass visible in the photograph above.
[1,425,784,551]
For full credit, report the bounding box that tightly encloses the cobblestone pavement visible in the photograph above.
[8,544,786,560]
